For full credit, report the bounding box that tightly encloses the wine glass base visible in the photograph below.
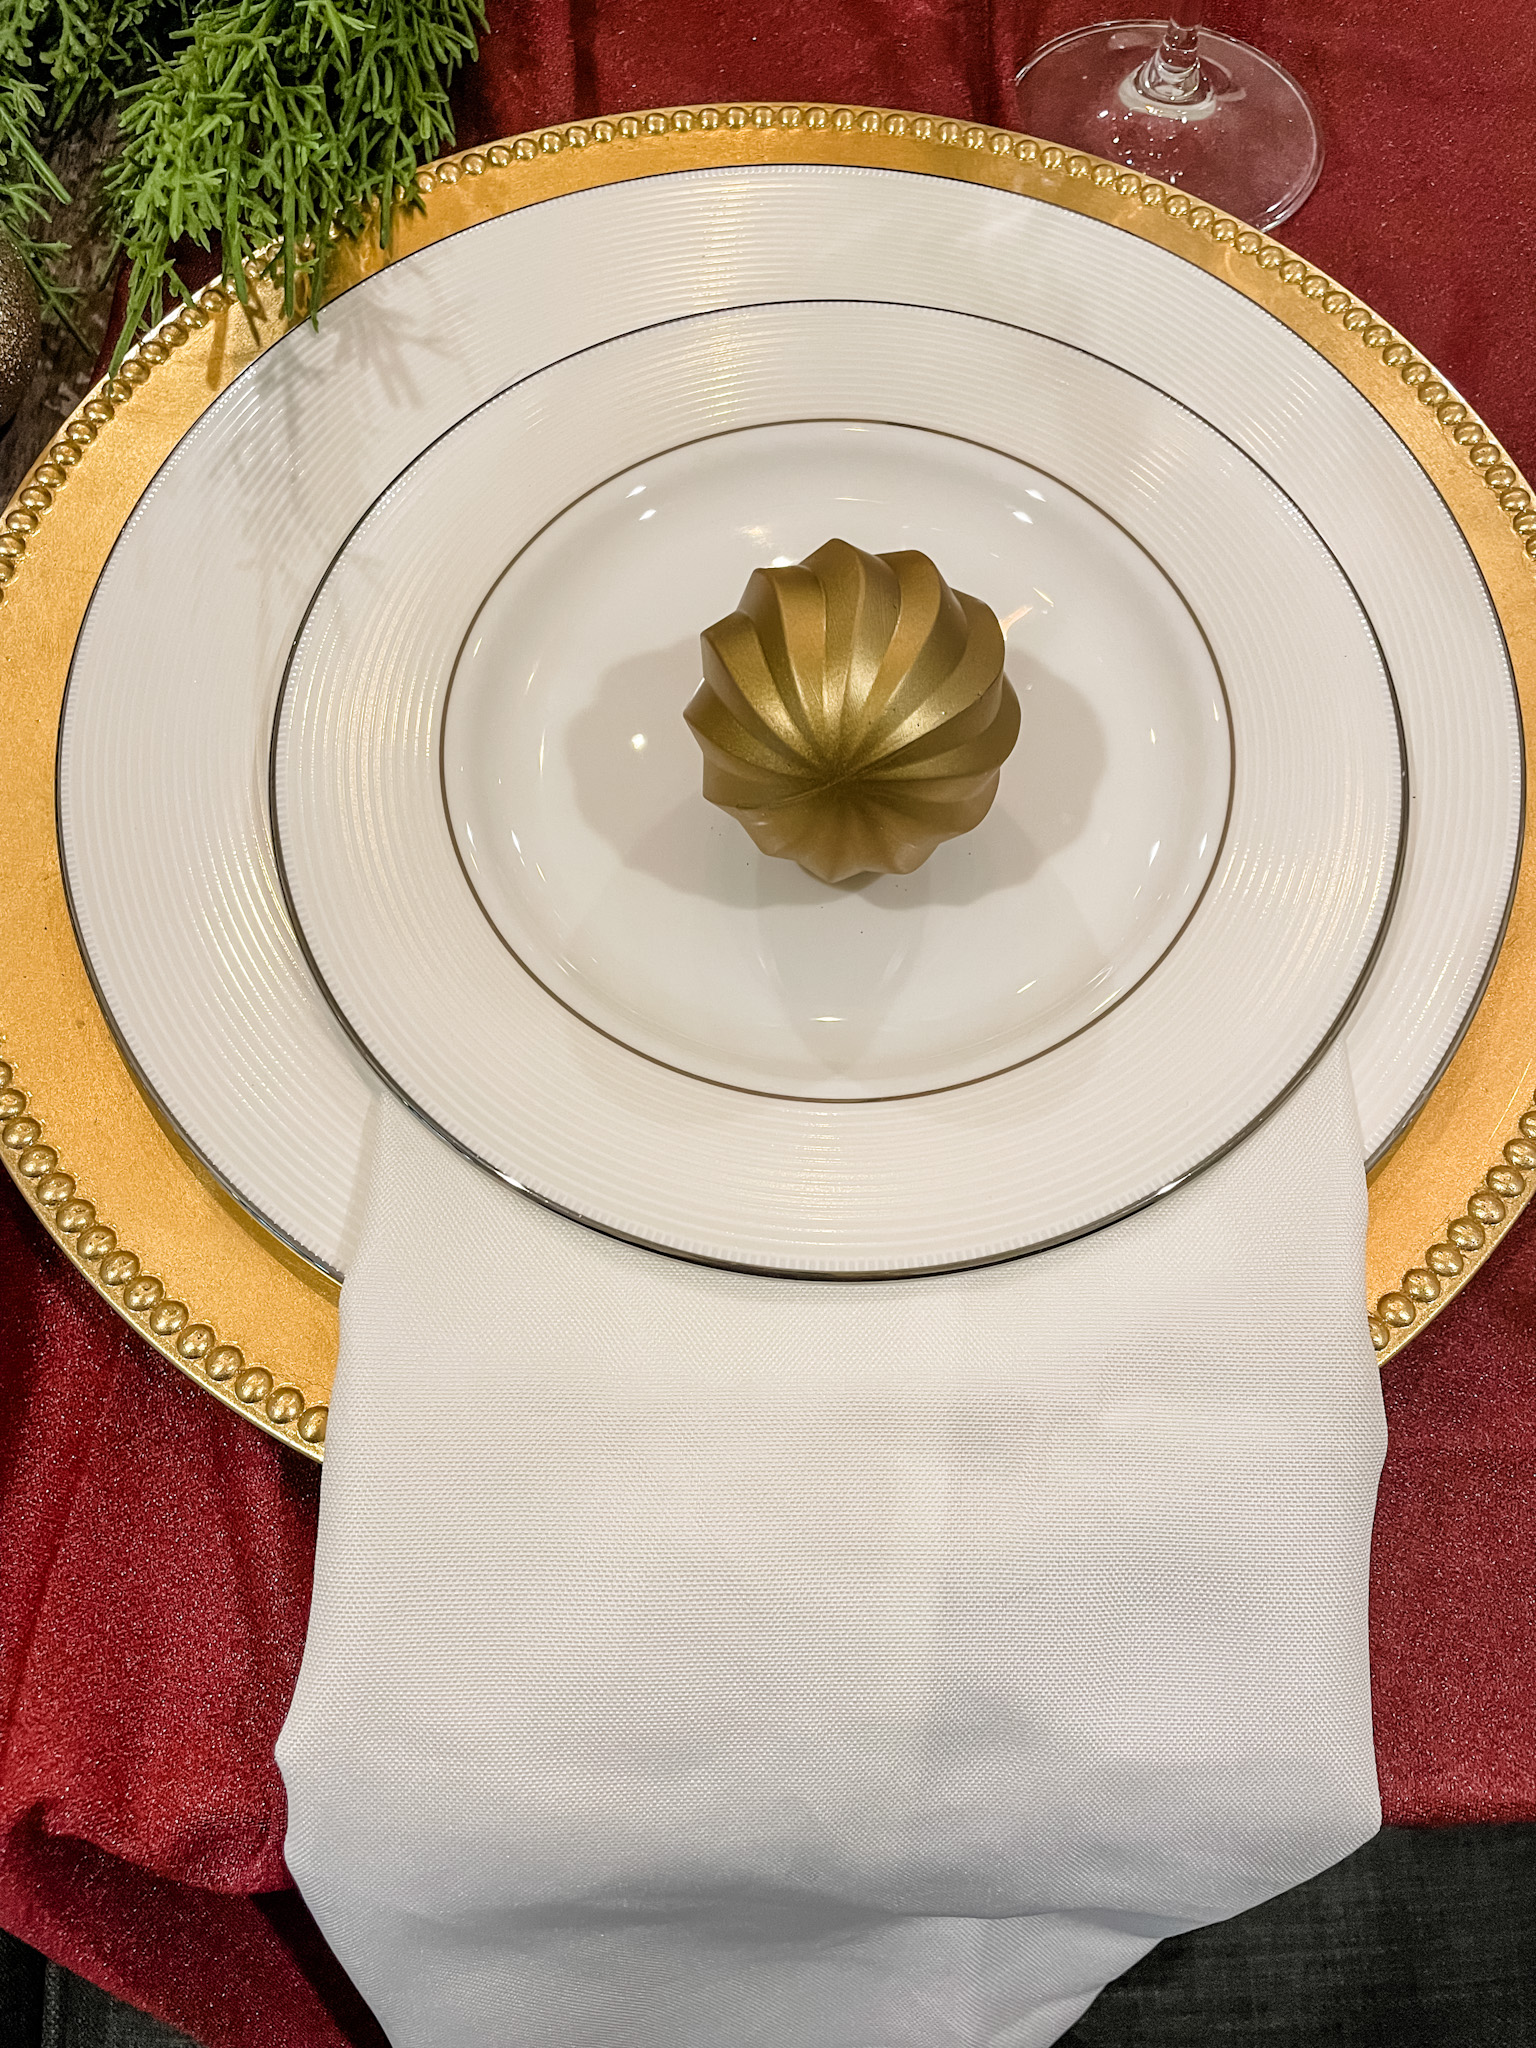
[1015,20,1323,232]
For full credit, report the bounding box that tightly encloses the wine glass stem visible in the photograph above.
[1134,22,1207,106]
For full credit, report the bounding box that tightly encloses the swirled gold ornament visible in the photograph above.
[685,539,1020,884]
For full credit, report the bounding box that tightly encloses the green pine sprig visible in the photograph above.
[101,0,485,365]
[0,0,483,369]
[0,1,103,337]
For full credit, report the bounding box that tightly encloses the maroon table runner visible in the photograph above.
[3,5,1533,2042]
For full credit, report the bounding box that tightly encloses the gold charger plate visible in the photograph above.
[3,104,1534,1462]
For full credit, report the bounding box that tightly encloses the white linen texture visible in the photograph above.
[278,1045,1386,2048]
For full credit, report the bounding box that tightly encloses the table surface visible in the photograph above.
[1,5,1534,2044]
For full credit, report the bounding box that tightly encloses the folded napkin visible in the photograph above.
[278,1047,1385,2048]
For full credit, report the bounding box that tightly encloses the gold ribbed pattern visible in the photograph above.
[686,540,1020,883]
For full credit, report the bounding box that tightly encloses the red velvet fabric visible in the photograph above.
[2,4,1533,2042]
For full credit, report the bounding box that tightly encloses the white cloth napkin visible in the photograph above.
[278,1046,1385,2048]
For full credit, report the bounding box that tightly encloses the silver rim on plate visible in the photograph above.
[55,163,1521,1279]
[269,297,1405,1273]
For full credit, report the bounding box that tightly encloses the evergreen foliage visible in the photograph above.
[0,0,484,363]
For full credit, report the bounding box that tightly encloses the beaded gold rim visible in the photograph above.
[0,1055,330,1446]
[2,104,1532,1462]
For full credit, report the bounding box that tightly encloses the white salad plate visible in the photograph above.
[271,298,1401,1272]
[56,162,1522,1277]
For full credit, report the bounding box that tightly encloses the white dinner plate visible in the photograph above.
[272,299,1402,1271]
[57,163,1522,1276]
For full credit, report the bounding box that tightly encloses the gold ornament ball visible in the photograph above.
[686,538,1021,884]
[0,234,41,427]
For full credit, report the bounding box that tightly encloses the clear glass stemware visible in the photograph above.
[1014,19,1323,232]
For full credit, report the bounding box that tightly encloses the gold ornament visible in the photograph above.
[685,539,1021,884]
[0,233,40,427]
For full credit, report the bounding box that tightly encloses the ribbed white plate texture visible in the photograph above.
[440,414,1233,1099]
[58,164,1522,1275]
[272,301,1401,1272]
